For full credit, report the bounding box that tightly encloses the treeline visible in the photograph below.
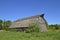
[0,19,12,30]
[48,24,60,30]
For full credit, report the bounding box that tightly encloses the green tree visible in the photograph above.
[3,20,12,30]
[0,19,3,30]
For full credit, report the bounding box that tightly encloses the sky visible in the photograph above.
[0,0,60,24]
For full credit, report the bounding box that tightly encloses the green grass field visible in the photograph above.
[0,30,60,40]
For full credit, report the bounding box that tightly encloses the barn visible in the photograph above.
[9,14,47,31]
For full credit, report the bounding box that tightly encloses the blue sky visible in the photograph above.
[0,0,60,24]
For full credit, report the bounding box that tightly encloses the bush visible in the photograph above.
[25,23,40,33]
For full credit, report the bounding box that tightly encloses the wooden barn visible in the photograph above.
[9,14,47,31]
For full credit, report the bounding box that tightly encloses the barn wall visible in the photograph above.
[38,17,47,31]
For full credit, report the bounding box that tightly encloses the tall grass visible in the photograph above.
[0,30,60,40]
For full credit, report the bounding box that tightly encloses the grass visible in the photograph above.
[0,30,60,40]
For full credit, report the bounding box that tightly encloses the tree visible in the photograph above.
[0,19,3,30]
[3,20,12,30]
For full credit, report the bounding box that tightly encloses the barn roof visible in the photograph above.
[14,14,44,22]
